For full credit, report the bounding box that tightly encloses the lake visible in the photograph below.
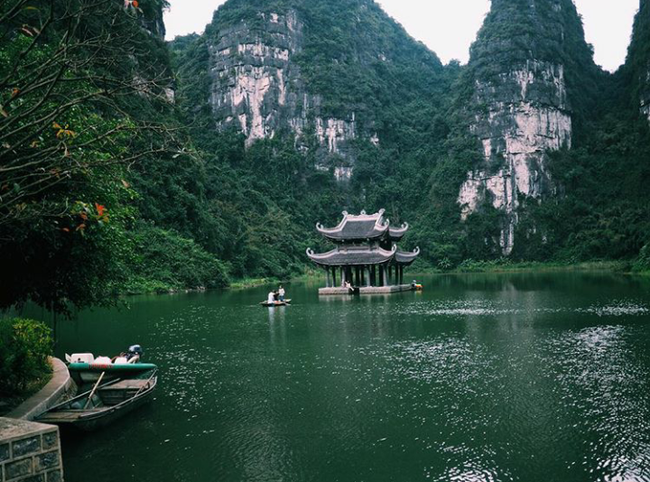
[54,272,650,482]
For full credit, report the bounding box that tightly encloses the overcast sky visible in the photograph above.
[163,0,640,72]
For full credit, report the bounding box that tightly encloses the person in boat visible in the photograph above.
[111,344,142,363]
[267,291,276,304]
[126,344,142,362]
[278,285,286,302]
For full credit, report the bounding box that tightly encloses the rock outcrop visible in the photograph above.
[626,0,650,123]
[208,9,356,162]
[174,0,446,179]
[456,0,596,254]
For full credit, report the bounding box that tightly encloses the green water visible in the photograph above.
[54,273,650,482]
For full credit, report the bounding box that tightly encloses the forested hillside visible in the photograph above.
[169,0,458,275]
[0,0,229,315]
[2,0,650,316]
[171,0,650,271]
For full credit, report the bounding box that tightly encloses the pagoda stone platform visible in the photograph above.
[319,284,415,296]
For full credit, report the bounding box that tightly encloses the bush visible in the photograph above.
[633,244,650,272]
[0,318,53,394]
[124,224,230,293]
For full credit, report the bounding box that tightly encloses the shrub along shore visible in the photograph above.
[0,318,53,416]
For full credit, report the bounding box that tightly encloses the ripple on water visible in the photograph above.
[397,299,650,320]
[58,278,650,482]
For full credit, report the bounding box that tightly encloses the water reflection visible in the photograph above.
[49,272,650,482]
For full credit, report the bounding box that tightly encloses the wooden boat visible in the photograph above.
[36,371,157,432]
[260,299,292,307]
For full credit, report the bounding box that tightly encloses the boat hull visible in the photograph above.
[260,299,292,307]
[37,375,157,432]
[68,362,157,385]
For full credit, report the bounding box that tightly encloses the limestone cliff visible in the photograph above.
[456,0,599,254]
[174,0,446,179]
[625,0,650,122]
[208,9,356,172]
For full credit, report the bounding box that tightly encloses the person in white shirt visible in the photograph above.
[267,291,276,304]
[278,286,286,301]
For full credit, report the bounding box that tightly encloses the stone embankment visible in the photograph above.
[1,357,76,482]
[0,418,63,482]
[7,359,74,422]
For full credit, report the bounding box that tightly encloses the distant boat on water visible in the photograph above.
[260,299,292,307]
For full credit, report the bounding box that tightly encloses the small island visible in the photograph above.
[307,209,420,295]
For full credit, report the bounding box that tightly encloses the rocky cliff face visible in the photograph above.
[456,0,596,254]
[626,0,650,122]
[177,0,446,180]
[208,9,356,171]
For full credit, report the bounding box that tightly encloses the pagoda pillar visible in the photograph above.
[325,268,331,288]
[365,266,371,287]
[341,267,346,287]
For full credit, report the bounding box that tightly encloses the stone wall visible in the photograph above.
[0,418,63,482]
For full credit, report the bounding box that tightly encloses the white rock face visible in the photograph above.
[458,60,572,254]
[209,10,357,166]
[315,118,356,153]
[334,167,353,181]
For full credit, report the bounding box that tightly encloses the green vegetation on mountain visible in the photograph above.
[2,0,650,316]
[0,0,227,314]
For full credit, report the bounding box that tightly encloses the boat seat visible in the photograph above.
[101,379,149,390]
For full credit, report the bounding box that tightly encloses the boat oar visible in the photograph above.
[133,370,157,398]
[84,372,105,409]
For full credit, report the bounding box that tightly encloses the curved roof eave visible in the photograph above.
[395,247,421,265]
[306,245,397,266]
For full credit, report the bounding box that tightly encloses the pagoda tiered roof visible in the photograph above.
[308,209,420,268]
[306,245,421,267]
[316,209,389,242]
[306,245,396,267]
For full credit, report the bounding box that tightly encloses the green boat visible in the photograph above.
[66,346,157,385]
[67,361,158,385]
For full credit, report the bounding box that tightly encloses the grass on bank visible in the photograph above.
[450,259,631,274]
[0,371,52,417]
[0,318,54,416]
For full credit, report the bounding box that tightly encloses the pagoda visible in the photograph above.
[307,209,420,295]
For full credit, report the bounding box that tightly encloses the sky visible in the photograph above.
[163,0,640,72]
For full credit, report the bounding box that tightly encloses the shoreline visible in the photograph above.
[114,260,643,298]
